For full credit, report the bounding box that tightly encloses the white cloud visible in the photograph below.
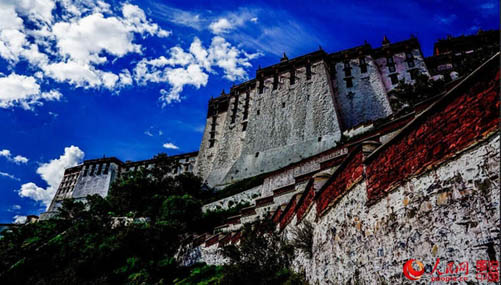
[0,1,259,108]
[12,204,21,210]
[0,171,20,181]
[134,36,258,105]
[0,73,61,110]
[209,18,233,34]
[17,145,84,208]
[13,215,27,224]
[52,13,141,64]
[144,130,153,137]
[13,155,29,164]
[0,148,28,164]
[163,142,179,150]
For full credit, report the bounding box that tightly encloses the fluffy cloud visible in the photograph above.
[163,142,179,150]
[209,18,233,34]
[17,145,84,208]
[0,148,29,164]
[134,36,258,105]
[0,73,61,110]
[13,215,27,224]
[0,171,20,181]
[0,1,259,109]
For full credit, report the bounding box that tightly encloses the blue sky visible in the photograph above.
[0,0,498,223]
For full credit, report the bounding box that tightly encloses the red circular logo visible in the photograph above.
[403,259,425,280]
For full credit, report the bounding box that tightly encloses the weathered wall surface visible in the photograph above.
[290,134,499,284]
[202,186,261,212]
[71,163,120,199]
[196,59,344,187]
[333,55,392,129]
[183,56,500,284]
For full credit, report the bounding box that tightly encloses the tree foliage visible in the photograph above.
[0,156,307,284]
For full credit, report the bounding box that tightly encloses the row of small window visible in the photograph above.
[258,63,312,94]
[343,53,415,77]
[83,163,110,176]
[230,92,250,124]
[58,186,73,194]
[344,68,420,88]
[171,164,194,174]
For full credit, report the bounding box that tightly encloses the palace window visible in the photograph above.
[390,74,399,85]
[345,77,353,88]
[387,56,396,73]
[406,52,415,67]
[290,68,295,85]
[359,57,367,73]
[242,122,247,132]
[343,61,351,77]
[258,77,264,94]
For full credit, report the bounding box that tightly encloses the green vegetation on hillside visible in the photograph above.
[0,163,307,284]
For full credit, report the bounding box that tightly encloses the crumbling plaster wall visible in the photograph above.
[333,56,393,129]
[288,134,499,284]
[71,163,120,199]
[225,61,343,185]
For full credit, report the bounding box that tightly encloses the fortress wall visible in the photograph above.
[71,162,120,199]
[290,133,499,284]
[333,55,393,129]
[375,47,429,92]
[186,56,500,283]
[194,104,231,185]
[223,60,343,185]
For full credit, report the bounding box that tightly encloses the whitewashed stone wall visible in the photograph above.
[191,134,499,284]
[195,60,344,188]
[202,186,261,212]
[375,48,429,92]
[333,56,393,129]
[72,163,120,199]
[287,133,499,284]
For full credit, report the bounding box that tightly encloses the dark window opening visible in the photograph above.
[242,122,247,132]
[360,58,367,73]
[103,163,109,174]
[230,96,239,124]
[318,137,322,142]
[345,77,353,88]
[273,72,278,90]
[390,74,399,85]
[243,91,250,120]
[83,166,88,176]
[255,152,259,158]
[290,68,295,85]
[209,139,215,148]
[282,102,285,108]
[306,62,311,80]
[409,69,419,80]
[408,60,415,68]
[96,163,102,175]
[89,165,95,176]
[387,56,396,73]
[343,61,351,77]
[257,109,260,115]
[344,68,351,77]
[258,77,264,94]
